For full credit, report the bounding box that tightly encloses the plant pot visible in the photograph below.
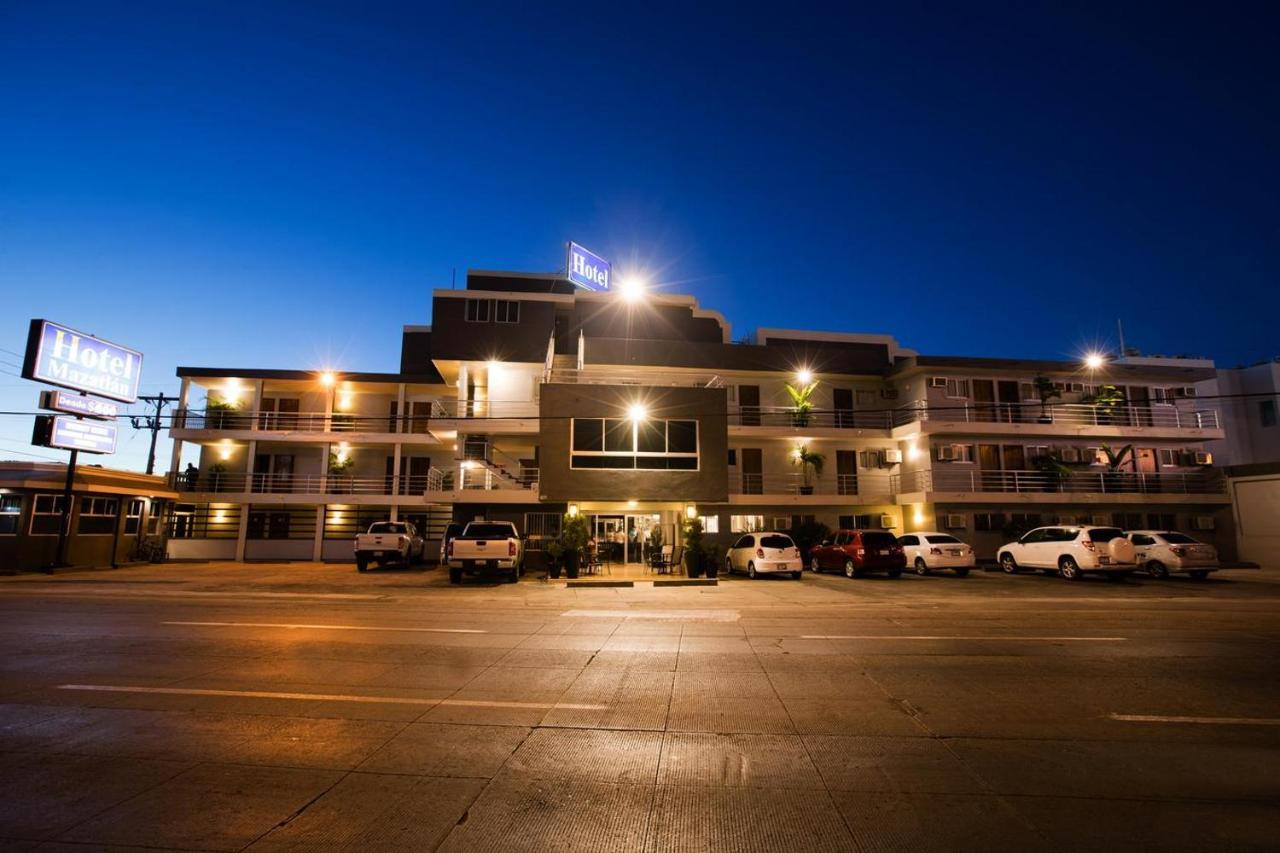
[548,559,561,579]
[565,552,580,579]
[791,413,810,428]
[798,485,814,495]
[686,552,704,578]
[705,560,719,579]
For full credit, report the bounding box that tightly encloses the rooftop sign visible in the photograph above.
[567,242,610,292]
[22,319,143,403]
[34,415,120,455]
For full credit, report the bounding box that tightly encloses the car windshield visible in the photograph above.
[925,535,961,544]
[1087,527,1125,542]
[464,523,515,538]
[369,522,406,534]
[862,532,897,547]
[760,535,794,549]
[1159,532,1198,544]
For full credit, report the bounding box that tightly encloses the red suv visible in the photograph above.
[809,530,906,578]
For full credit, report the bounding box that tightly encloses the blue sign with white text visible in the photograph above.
[22,319,143,403]
[567,242,611,292]
[48,416,119,454]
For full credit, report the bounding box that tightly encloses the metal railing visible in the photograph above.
[729,406,900,430]
[892,468,1227,495]
[897,401,1221,430]
[732,472,894,497]
[170,469,477,495]
[430,400,541,419]
[174,408,428,433]
[547,368,724,388]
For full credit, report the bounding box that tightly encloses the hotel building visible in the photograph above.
[164,270,1233,565]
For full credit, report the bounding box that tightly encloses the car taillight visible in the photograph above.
[1082,539,1096,551]
[756,548,765,558]
[856,548,865,557]
[1170,546,1187,557]
[929,547,943,555]
[509,541,517,556]
[446,540,453,557]
[791,547,800,558]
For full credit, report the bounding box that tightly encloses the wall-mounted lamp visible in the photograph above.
[219,441,233,461]
[628,403,648,422]
[568,503,580,518]
[795,368,814,385]
[685,504,698,520]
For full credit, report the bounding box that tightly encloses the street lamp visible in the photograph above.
[618,276,646,303]
[1084,353,1106,371]
[795,368,814,385]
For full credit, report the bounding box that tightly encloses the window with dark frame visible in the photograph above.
[1260,399,1277,428]
[464,299,491,323]
[31,494,66,535]
[0,495,21,535]
[77,497,119,535]
[494,300,520,323]
[125,499,145,534]
[570,418,699,470]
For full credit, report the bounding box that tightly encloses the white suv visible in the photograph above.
[726,532,803,579]
[1126,530,1218,580]
[897,532,974,576]
[997,526,1137,581]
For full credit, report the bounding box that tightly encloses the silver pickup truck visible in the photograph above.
[446,521,524,584]
[354,521,426,572]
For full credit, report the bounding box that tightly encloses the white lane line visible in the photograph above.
[164,621,486,634]
[57,684,604,710]
[801,634,1127,641]
[561,609,740,622]
[2,588,382,601]
[1109,713,1280,726]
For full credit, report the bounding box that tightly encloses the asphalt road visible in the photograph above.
[0,562,1276,852]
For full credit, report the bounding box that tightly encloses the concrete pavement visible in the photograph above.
[0,562,1276,851]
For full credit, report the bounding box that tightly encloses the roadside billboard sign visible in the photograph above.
[21,319,143,403]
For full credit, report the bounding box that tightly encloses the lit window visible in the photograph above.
[570,418,699,470]
[701,515,719,533]
[0,495,21,535]
[730,515,764,533]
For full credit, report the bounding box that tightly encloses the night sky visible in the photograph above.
[1,3,1276,469]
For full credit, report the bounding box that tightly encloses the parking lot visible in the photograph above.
[0,561,1276,851]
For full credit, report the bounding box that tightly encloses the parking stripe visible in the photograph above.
[1109,713,1280,726]
[801,634,1127,641]
[57,684,604,710]
[164,620,486,634]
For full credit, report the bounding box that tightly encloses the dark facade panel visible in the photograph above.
[429,295,556,363]
[568,302,724,346]
[399,331,446,382]
[538,384,728,503]
[467,272,575,295]
[583,337,892,376]
[893,355,1216,382]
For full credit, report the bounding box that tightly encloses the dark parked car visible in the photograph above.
[809,529,906,578]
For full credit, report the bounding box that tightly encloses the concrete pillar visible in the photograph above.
[236,438,256,562]
[250,380,264,431]
[390,441,402,521]
[396,383,406,434]
[169,377,190,475]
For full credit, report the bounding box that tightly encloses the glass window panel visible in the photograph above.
[637,421,665,454]
[667,420,697,454]
[604,419,632,452]
[572,419,603,452]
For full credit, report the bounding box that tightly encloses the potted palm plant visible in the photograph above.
[205,397,238,430]
[560,512,589,579]
[1085,385,1126,426]
[785,380,817,427]
[545,539,564,579]
[1032,375,1061,424]
[791,445,825,495]
[1099,444,1135,493]
[647,525,664,567]
[682,515,705,578]
[328,451,354,494]
[1030,452,1072,492]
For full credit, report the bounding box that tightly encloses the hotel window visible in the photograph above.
[973,512,1007,532]
[494,300,520,323]
[77,497,119,535]
[146,500,163,535]
[464,299,491,323]
[0,495,21,535]
[1158,448,1179,467]
[730,515,764,533]
[1260,399,1277,428]
[701,515,720,534]
[125,499,145,535]
[31,494,67,535]
[944,379,970,399]
[570,418,699,470]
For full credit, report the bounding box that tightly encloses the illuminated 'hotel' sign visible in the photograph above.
[21,319,143,403]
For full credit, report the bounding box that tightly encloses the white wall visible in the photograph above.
[1229,472,1280,566]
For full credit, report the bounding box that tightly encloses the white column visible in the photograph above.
[250,380,264,431]
[396,383,407,434]
[168,377,190,475]
[390,441,402,521]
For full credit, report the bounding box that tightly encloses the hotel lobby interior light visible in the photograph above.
[219,441,232,460]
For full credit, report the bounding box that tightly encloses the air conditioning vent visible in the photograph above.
[930,377,948,388]
[1192,515,1215,531]
[944,513,965,529]
[879,514,895,529]
[1193,451,1212,465]
[880,388,899,399]
[936,445,956,462]
[882,449,903,464]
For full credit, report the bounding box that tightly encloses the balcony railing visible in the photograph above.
[547,368,725,388]
[897,401,1220,430]
[168,466,536,495]
[174,409,429,433]
[731,472,894,497]
[893,468,1227,495]
[430,400,540,419]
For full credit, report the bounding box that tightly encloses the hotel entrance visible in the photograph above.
[579,505,684,573]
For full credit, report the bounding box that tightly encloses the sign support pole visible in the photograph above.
[52,448,78,571]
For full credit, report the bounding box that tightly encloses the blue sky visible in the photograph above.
[1,2,1275,470]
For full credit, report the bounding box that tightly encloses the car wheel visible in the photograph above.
[810,557,821,573]
[748,562,758,579]
[888,567,902,578]
[792,571,802,580]
[506,567,518,583]
[1189,570,1210,580]
[1146,561,1169,579]
[1059,556,1081,581]
[914,557,929,576]
[954,568,970,578]
[726,557,734,575]
[449,567,462,585]
[844,559,857,579]
[999,553,1018,573]
[356,557,368,573]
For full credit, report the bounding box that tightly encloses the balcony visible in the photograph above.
[894,401,1222,436]
[893,468,1228,498]
[173,408,426,435]
[729,406,907,432]
[168,466,539,500]
[546,368,725,388]
[730,472,894,501]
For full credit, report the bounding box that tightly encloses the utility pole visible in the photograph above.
[131,392,173,475]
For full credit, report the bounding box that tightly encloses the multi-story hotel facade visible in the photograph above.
[164,270,1233,565]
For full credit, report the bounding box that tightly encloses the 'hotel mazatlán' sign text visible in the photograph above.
[21,319,143,404]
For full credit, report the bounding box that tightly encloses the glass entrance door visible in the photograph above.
[625,514,659,564]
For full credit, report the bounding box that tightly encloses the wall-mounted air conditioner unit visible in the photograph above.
[881,388,899,400]
[944,513,966,529]
[879,514,895,529]
[936,445,956,462]
[1060,447,1081,463]
[930,377,948,388]
[882,449,903,464]
[1193,451,1212,465]
[1177,387,1198,398]
[1192,515,1215,531]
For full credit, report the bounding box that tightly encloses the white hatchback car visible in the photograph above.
[726,532,803,579]
[997,526,1137,581]
[1126,530,1218,579]
[897,532,975,576]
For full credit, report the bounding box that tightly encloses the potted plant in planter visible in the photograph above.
[682,515,705,578]
[1030,452,1072,492]
[327,451,354,494]
[647,525,664,567]
[785,379,818,427]
[205,397,238,430]
[705,542,722,579]
[545,539,564,579]
[1099,444,1135,493]
[560,512,590,579]
[1085,385,1126,426]
[1032,375,1061,424]
[791,445,825,495]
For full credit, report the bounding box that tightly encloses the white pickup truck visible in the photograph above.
[354,521,426,572]
[446,521,524,584]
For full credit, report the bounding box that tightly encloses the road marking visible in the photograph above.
[57,684,604,710]
[1109,713,1280,726]
[164,621,486,634]
[1,588,383,601]
[801,634,1127,641]
[561,609,740,622]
